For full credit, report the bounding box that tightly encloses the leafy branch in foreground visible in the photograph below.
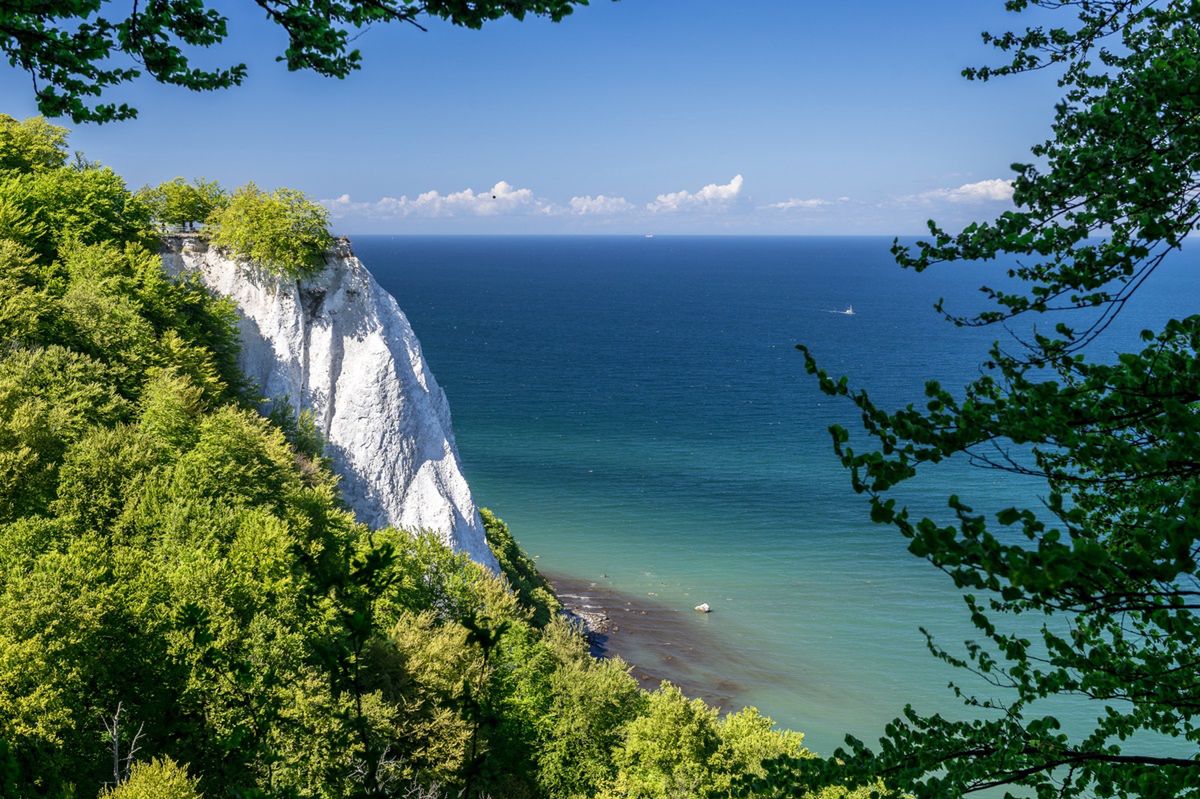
[0,0,591,123]
[736,2,1200,797]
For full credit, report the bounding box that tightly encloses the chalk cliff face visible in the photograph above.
[162,235,499,571]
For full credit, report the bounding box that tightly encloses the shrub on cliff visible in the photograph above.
[206,183,332,279]
[138,178,226,232]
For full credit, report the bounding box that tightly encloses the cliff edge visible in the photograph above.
[162,234,499,571]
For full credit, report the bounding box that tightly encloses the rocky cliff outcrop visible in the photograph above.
[162,235,498,571]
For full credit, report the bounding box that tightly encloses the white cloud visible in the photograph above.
[915,178,1014,204]
[568,194,635,215]
[766,197,830,210]
[322,181,541,218]
[647,174,744,213]
[324,174,753,224]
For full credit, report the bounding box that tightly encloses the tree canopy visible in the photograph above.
[206,182,332,278]
[0,116,68,175]
[138,178,226,232]
[736,2,1200,797]
[0,0,591,123]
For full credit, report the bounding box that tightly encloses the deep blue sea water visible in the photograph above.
[355,235,1196,756]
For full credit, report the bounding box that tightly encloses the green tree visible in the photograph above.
[206,183,333,278]
[139,178,227,232]
[1,0,591,123]
[709,708,805,795]
[0,164,154,261]
[527,622,646,799]
[0,115,155,261]
[746,2,1200,797]
[370,610,481,787]
[0,239,57,344]
[606,682,722,799]
[103,757,203,799]
[0,115,68,175]
[0,345,127,522]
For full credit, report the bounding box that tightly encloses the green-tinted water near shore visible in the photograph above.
[357,235,1197,755]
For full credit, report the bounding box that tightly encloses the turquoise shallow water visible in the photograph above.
[355,235,1196,755]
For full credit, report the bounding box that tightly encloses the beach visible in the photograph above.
[547,572,743,713]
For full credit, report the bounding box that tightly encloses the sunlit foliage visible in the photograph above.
[138,178,226,232]
[207,183,332,279]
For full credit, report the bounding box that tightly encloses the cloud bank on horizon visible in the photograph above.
[646,174,745,213]
[905,177,1015,204]
[324,174,748,219]
[321,176,1016,233]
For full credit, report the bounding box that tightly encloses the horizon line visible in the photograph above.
[337,231,916,238]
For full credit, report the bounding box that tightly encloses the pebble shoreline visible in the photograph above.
[546,572,742,712]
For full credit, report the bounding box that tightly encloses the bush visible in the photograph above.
[138,178,226,231]
[104,758,203,799]
[206,183,332,278]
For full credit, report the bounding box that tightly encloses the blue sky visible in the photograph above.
[2,1,1064,234]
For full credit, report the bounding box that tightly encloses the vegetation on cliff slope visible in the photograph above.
[0,112,847,799]
[205,182,333,278]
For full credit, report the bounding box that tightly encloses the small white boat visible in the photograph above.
[644,233,654,239]
[842,305,855,316]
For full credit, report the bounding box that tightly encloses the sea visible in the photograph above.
[354,235,1196,757]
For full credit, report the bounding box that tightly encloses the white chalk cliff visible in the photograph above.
[162,235,499,571]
